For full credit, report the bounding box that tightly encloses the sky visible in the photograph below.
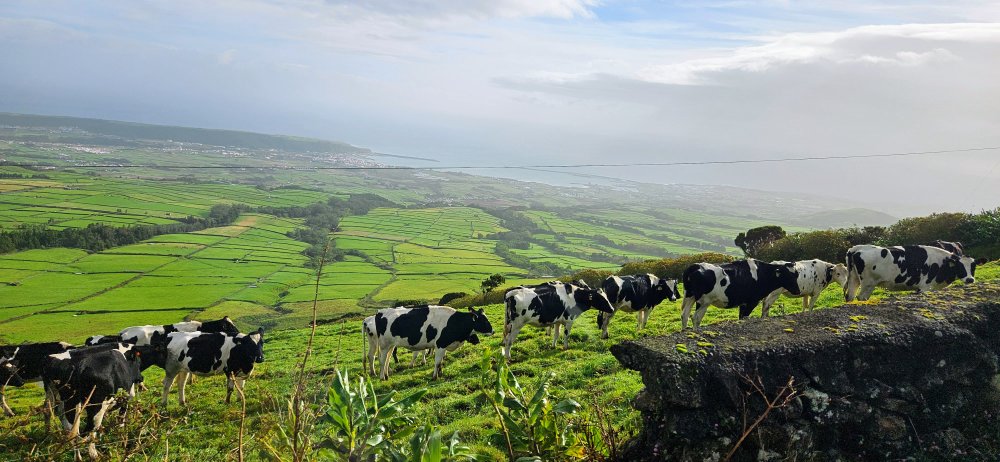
[2,1,1000,215]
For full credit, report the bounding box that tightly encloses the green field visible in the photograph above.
[1,132,989,460]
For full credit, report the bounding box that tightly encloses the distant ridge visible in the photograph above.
[791,207,898,228]
[0,112,371,154]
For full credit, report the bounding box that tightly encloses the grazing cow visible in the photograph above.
[597,274,680,339]
[119,316,240,346]
[43,342,166,460]
[160,328,265,407]
[845,244,986,301]
[502,281,615,360]
[761,260,849,316]
[375,305,492,380]
[0,342,74,416]
[927,240,965,256]
[680,259,801,330]
[362,313,428,376]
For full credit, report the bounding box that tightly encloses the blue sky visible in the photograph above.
[2,1,1000,214]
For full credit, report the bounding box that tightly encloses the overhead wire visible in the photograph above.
[1,145,998,171]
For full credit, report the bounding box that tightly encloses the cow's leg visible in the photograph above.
[85,398,113,459]
[161,372,176,407]
[640,309,651,330]
[67,402,82,438]
[562,321,573,349]
[738,303,754,319]
[503,322,525,360]
[858,282,877,301]
[598,311,614,339]
[0,387,13,417]
[551,323,561,348]
[225,374,235,404]
[422,350,429,365]
[803,295,813,311]
[762,291,780,318]
[845,273,861,302]
[432,349,446,380]
[378,344,394,380]
[177,371,189,407]
[365,336,377,376]
[692,302,710,330]
[680,297,695,330]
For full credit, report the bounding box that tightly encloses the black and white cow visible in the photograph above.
[927,240,965,256]
[597,274,680,339]
[43,342,166,460]
[502,281,615,360]
[680,259,801,330]
[362,313,429,376]
[160,328,265,407]
[761,259,849,316]
[845,244,986,301]
[119,316,240,346]
[374,305,492,380]
[0,341,74,416]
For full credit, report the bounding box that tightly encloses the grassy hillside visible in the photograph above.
[3,262,997,460]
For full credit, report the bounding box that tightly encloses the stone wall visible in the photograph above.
[610,282,1000,461]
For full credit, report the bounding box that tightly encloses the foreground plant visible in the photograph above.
[479,351,583,461]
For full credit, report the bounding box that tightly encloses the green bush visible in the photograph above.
[755,230,852,263]
[618,253,736,280]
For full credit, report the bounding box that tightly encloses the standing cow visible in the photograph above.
[845,244,985,301]
[502,281,615,360]
[43,342,166,460]
[160,329,265,407]
[375,305,492,380]
[597,274,680,339]
[680,259,801,330]
[0,342,74,416]
[761,259,849,316]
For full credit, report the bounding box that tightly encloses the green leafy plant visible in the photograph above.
[318,369,427,461]
[479,351,583,461]
[385,423,479,462]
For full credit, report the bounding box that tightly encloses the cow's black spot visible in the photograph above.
[375,312,388,337]
[391,306,430,347]
[881,249,888,258]
[530,294,565,324]
[425,325,438,343]
[182,334,226,374]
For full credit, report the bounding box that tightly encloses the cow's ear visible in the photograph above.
[976,257,989,265]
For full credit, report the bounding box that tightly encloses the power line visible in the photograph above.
[1,146,998,171]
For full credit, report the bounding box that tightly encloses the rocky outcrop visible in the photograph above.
[610,282,1000,461]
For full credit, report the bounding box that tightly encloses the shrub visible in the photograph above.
[618,253,736,280]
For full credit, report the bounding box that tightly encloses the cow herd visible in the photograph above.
[0,240,988,458]
[0,316,263,459]
[362,241,987,379]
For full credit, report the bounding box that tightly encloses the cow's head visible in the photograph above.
[655,277,681,302]
[203,316,241,336]
[830,263,849,288]
[0,357,24,388]
[468,308,494,336]
[246,327,266,363]
[133,341,168,371]
[950,255,987,284]
[574,286,615,313]
[773,261,801,295]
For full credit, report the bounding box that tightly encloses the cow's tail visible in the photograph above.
[503,295,514,338]
[361,322,368,372]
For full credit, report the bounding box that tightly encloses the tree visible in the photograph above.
[735,226,786,258]
[480,274,506,302]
